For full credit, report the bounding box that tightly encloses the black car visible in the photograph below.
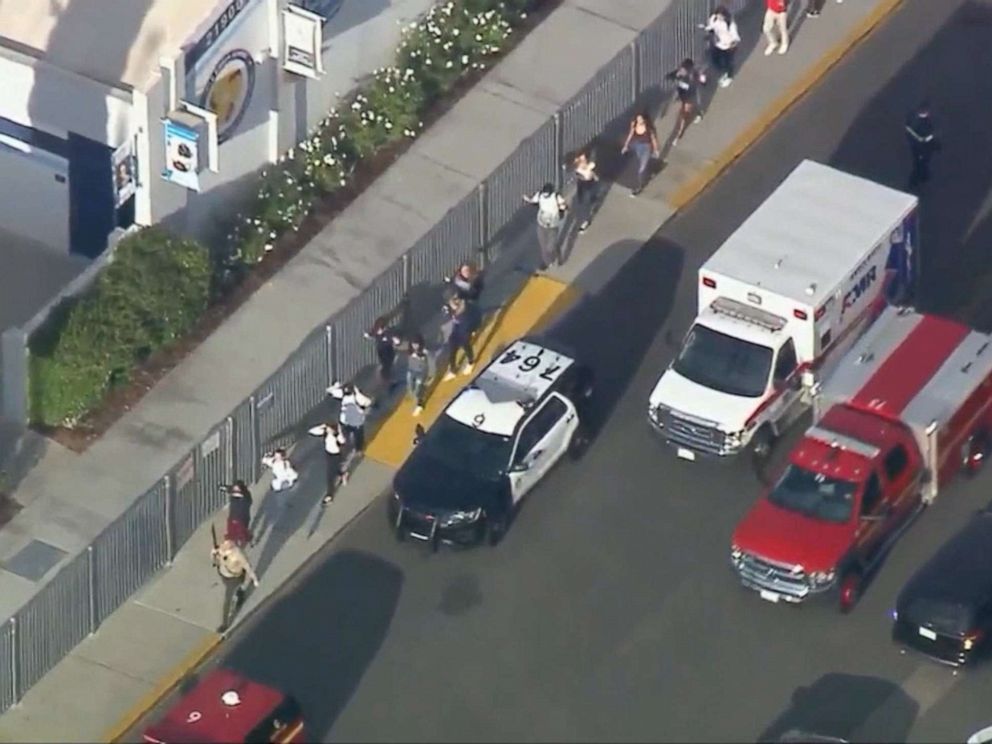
[892,508,992,666]
[390,336,593,551]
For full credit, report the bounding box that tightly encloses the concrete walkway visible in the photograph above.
[0,0,902,741]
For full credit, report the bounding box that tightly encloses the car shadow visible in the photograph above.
[757,672,919,743]
[222,549,404,737]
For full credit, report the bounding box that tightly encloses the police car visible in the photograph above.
[390,337,594,549]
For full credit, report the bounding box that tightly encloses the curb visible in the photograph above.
[668,0,905,210]
[103,631,221,743]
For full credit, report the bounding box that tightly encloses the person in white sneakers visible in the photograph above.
[704,6,741,87]
[807,0,843,18]
[326,381,373,457]
[763,0,789,56]
[442,297,480,381]
[308,421,346,504]
[522,183,568,269]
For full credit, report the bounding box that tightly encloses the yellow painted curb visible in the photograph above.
[669,0,905,210]
[366,275,578,469]
[103,631,222,743]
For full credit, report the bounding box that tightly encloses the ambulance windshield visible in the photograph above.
[673,324,773,398]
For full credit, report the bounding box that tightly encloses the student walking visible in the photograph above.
[763,0,789,56]
[572,149,599,233]
[445,262,484,304]
[223,481,253,547]
[308,421,347,504]
[522,183,568,269]
[807,0,843,18]
[404,333,434,416]
[261,449,298,492]
[905,101,939,190]
[365,317,401,390]
[252,449,299,545]
[326,381,373,458]
[212,538,259,633]
[442,297,480,381]
[621,112,660,195]
[704,6,741,87]
[664,61,705,147]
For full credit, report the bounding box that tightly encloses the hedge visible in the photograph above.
[28,0,545,428]
[29,228,211,427]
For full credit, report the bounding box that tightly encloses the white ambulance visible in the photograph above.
[648,160,919,461]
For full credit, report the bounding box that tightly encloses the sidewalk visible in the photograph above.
[0,0,902,741]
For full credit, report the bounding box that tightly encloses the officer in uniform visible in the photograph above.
[212,538,260,633]
[905,101,939,190]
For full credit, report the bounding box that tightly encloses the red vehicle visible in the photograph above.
[142,668,305,743]
[731,306,992,613]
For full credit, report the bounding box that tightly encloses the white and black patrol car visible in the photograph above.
[390,336,594,550]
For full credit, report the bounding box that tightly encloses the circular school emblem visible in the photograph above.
[201,49,256,144]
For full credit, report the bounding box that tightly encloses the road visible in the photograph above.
[132,0,992,741]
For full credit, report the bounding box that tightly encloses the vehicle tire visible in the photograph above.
[838,570,862,614]
[750,425,775,462]
[963,431,991,478]
[486,516,506,547]
[568,427,590,460]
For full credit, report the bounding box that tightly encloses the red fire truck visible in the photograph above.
[142,668,306,743]
[731,306,992,612]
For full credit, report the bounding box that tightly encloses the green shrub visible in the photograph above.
[28,227,210,427]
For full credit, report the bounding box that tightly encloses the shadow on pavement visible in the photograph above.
[757,672,918,743]
[829,1,992,327]
[537,236,685,437]
[222,549,404,737]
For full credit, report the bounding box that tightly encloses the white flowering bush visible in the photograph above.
[225,0,536,270]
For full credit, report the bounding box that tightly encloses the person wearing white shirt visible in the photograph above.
[253,448,299,546]
[261,448,298,491]
[704,6,741,88]
[327,381,373,455]
[309,422,347,504]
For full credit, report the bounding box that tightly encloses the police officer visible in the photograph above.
[905,101,939,190]
[212,538,259,633]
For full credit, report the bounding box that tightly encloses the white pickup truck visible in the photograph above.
[648,160,918,461]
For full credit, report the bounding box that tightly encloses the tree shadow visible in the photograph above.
[222,548,404,738]
[757,672,918,743]
[827,0,992,323]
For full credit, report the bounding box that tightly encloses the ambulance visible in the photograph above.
[648,160,918,461]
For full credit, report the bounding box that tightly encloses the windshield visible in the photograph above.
[768,465,857,524]
[425,414,513,480]
[672,324,774,398]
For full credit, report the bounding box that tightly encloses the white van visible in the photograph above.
[648,160,918,461]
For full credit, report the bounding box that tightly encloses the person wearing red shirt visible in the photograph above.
[763,0,789,55]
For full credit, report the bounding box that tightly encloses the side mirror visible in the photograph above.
[413,424,426,446]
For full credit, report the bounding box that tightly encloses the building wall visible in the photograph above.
[0,48,140,256]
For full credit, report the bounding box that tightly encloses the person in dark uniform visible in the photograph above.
[365,316,401,391]
[905,101,939,190]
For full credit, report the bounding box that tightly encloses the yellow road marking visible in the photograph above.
[103,631,221,743]
[366,275,578,469]
[669,0,906,210]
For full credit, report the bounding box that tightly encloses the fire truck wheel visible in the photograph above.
[839,571,862,614]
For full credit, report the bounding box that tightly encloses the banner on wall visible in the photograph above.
[283,5,325,78]
[112,137,137,207]
[185,0,265,146]
[161,114,203,191]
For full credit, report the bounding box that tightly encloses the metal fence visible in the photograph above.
[0,0,761,714]
[92,479,170,626]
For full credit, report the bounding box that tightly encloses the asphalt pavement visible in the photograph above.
[128,1,992,742]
